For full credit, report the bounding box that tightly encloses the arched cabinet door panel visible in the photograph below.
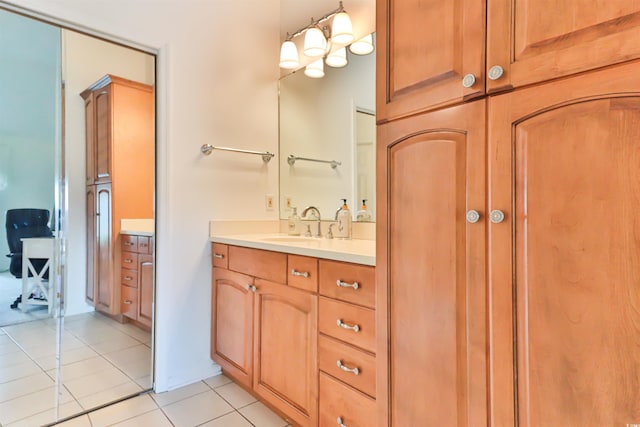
[376,100,487,427]
[488,60,640,427]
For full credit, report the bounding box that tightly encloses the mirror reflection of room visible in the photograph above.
[279,36,376,223]
[0,8,156,425]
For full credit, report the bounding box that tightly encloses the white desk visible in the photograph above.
[21,237,54,314]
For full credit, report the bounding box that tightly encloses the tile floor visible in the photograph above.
[54,374,292,427]
[0,311,152,426]
[1,311,291,426]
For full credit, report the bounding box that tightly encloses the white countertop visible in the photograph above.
[121,219,154,237]
[209,233,375,266]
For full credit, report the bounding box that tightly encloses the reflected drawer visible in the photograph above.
[319,372,375,427]
[122,235,138,252]
[121,252,138,270]
[121,269,138,288]
[288,254,318,293]
[212,243,228,269]
[138,236,151,254]
[318,334,376,398]
[319,297,375,353]
[319,260,375,309]
[121,285,138,320]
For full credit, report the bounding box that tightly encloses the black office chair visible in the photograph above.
[5,208,53,309]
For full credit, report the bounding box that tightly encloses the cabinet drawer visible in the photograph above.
[319,260,375,308]
[138,236,151,254]
[121,269,138,288]
[287,254,318,293]
[121,286,138,320]
[318,335,375,398]
[121,235,138,252]
[228,246,286,283]
[319,297,375,353]
[319,373,375,427]
[121,252,138,270]
[212,243,228,269]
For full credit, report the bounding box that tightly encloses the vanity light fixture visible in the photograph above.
[349,33,374,55]
[280,1,375,76]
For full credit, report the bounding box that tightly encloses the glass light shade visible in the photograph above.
[325,47,348,68]
[349,33,374,55]
[331,12,353,45]
[303,26,327,57]
[304,58,325,78]
[279,40,299,69]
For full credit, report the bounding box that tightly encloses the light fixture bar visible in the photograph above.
[284,1,346,41]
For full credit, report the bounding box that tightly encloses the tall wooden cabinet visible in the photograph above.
[378,0,640,122]
[377,1,640,426]
[82,75,154,316]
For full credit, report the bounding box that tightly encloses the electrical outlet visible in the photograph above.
[265,194,274,210]
[284,195,292,210]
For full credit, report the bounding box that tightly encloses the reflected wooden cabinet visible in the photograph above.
[121,234,153,329]
[82,74,154,316]
[377,0,640,121]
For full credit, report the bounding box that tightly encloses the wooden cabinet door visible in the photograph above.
[138,254,153,328]
[211,267,254,388]
[487,0,640,93]
[488,61,640,427]
[253,279,317,427]
[95,183,113,313]
[84,95,95,185]
[94,86,112,183]
[376,100,487,427]
[376,0,485,122]
[85,185,97,306]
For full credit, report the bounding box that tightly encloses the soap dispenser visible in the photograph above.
[356,199,372,222]
[287,207,301,236]
[336,199,352,239]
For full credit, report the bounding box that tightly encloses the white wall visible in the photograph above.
[4,0,280,391]
[62,29,155,316]
[0,10,59,270]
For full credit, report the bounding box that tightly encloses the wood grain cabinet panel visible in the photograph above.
[318,335,376,398]
[319,297,375,353]
[488,60,640,427]
[120,285,137,320]
[487,0,640,93]
[253,279,318,427]
[319,259,375,308]
[211,267,254,389]
[376,100,487,427]
[138,254,153,328]
[212,243,228,269]
[287,254,318,293]
[319,373,376,427]
[228,246,286,284]
[377,0,486,121]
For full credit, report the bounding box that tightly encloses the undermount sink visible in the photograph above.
[259,236,317,243]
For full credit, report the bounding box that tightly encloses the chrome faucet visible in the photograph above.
[301,206,322,238]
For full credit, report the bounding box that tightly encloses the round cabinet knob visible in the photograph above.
[466,210,481,223]
[490,210,505,223]
[488,65,504,81]
[462,73,476,88]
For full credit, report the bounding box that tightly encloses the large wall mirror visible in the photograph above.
[0,5,155,425]
[279,41,375,222]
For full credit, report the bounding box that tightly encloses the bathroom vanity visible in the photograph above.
[209,233,375,427]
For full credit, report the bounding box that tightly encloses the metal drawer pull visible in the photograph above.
[124,259,133,264]
[213,253,225,259]
[336,359,360,375]
[336,280,359,290]
[490,210,505,224]
[125,242,134,246]
[291,269,310,278]
[462,73,476,88]
[124,276,133,281]
[466,210,480,223]
[337,417,347,427]
[336,319,360,333]
[123,300,132,305]
[245,284,257,293]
